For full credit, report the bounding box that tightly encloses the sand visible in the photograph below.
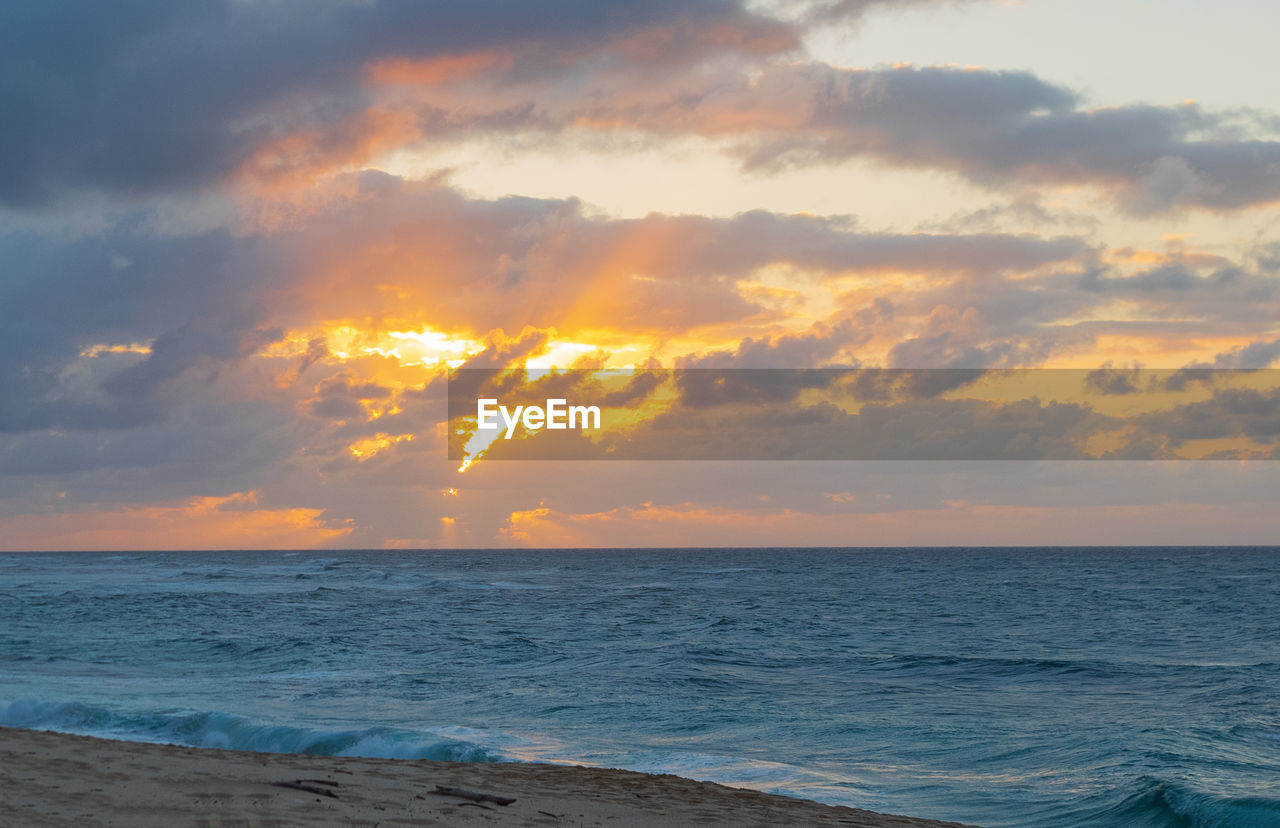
[0,726,977,827]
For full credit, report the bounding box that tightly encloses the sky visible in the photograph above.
[3,0,1280,550]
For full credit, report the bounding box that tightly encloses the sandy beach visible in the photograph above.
[0,727,976,827]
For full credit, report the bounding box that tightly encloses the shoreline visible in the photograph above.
[0,726,977,827]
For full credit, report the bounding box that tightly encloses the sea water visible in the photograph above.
[0,547,1277,827]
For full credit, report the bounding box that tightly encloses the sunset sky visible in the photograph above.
[4,0,1280,550]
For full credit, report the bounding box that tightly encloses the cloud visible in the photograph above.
[247,173,1089,341]
[717,64,1280,213]
[0,490,351,551]
[370,58,1280,215]
[1072,259,1280,327]
[1084,367,1142,395]
[1160,338,1280,391]
[10,3,1275,218]
[645,396,1107,460]
[8,168,1276,453]
[0,221,284,432]
[4,3,1280,550]
[305,374,395,421]
[460,370,1119,461]
[797,0,976,24]
[1134,387,1280,447]
[496,500,1280,548]
[456,365,1280,464]
[104,318,282,399]
[0,0,798,206]
[676,319,862,368]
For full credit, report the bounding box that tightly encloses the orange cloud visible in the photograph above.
[498,500,1280,548]
[0,491,352,551]
[366,52,514,87]
[238,106,423,194]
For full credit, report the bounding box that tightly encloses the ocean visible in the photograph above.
[0,547,1277,827]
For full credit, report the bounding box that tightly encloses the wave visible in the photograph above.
[0,699,870,811]
[866,653,1280,682]
[1081,777,1280,828]
[868,653,1128,680]
[612,748,870,801]
[0,699,510,763]
[4,700,1278,827]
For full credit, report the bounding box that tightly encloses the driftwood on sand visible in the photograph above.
[270,779,341,799]
[429,784,517,806]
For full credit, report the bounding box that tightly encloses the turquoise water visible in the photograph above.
[1,548,1277,827]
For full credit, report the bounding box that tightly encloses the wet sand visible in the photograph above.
[0,726,978,827]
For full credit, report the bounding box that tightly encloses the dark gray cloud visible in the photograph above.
[869,251,1280,372]
[735,64,1280,213]
[305,375,394,421]
[676,320,861,369]
[1161,338,1280,391]
[0,0,795,206]
[849,369,990,400]
[886,333,1075,371]
[1084,367,1142,396]
[1071,260,1280,325]
[0,398,294,479]
[800,0,974,23]
[673,369,846,408]
[1135,387,1280,447]
[645,211,1089,277]
[597,371,665,408]
[1229,338,1280,369]
[923,196,1102,235]
[0,221,281,432]
[105,318,282,399]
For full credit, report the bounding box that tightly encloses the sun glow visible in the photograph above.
[347,432,415,459]
[366,329,485,367]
